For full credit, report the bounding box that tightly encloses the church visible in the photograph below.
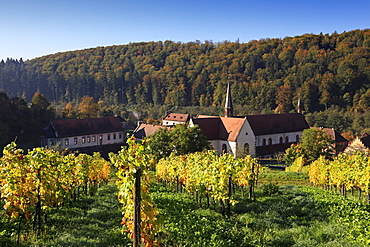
[189,83,310,158]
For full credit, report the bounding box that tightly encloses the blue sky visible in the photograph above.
[1,0,369,60]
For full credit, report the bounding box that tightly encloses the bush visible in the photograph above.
[262,183,280,196]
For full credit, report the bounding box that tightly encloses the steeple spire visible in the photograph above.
[224,82,233,117]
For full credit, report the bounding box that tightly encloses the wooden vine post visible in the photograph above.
[227,176,232,218]
[133,167,141,247]
[110,137,160,247]
[249,161,255,200]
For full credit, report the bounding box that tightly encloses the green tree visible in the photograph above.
[284,128,334,166]
[146,128,172,161]
[146,124,211,161]
[171,124,211,155]
[31,92,55,125]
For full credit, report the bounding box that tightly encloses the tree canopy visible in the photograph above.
[0,30,370,114]
[284,128,334,166]
[146,124,211,161]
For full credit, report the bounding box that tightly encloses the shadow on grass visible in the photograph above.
[33,183,130,247]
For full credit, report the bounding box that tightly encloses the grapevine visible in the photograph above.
[0,142,110,237]
[109,137,160,247]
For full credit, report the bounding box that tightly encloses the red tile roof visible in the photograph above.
[163,113,190,122]
[246,113,309,135]
[192,116,245,142]
[48,116,125,138]
[193,113,309,142]
[312,127,348,143]
[133,124,168,139]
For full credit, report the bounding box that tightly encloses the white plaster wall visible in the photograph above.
[235,120,256,157]
[47,131,125,149]
[163,120,184,126]
[210,140,236,156]
[256,131,303,146]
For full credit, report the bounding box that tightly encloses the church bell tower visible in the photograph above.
[224,82,233,117]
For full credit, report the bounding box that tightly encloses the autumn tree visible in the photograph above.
[31,92,55,124]
[62,102,76,118]
[77,96,100,118]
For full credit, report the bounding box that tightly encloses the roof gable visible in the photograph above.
[220,117,245,141]
[312,127,348,143]
[133,124,168,139]
[192,116,246,141]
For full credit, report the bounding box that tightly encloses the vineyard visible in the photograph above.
[0,142,111,244]
[1,140,370,246]
[309,152,370,201]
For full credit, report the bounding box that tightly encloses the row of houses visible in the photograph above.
[41,83,352,157]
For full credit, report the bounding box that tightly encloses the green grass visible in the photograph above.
[152,183,363,246]
[258,170,310,186]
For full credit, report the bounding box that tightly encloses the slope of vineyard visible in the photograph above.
[2,140,370,245]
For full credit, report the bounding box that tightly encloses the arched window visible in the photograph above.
[296,135,300,142]
[244,143,249,154]
[279,137,283,144]
[268,138,272,145]
[262,139,266,146]
[222,144,227,153]
[285,136,289,143]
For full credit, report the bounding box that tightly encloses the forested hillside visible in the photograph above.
[1,29,370,135]
[1,29,369,109]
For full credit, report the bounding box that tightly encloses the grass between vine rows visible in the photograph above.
[1,171,370,246]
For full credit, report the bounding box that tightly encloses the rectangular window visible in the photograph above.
[74,138,78,145]
[113,133,116,140]
[107,134,111,140]
[119,133,122,139]
[87,136,91,143]
[65,139,69,146]
[82,137,86,144]
[92,135,96,142]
